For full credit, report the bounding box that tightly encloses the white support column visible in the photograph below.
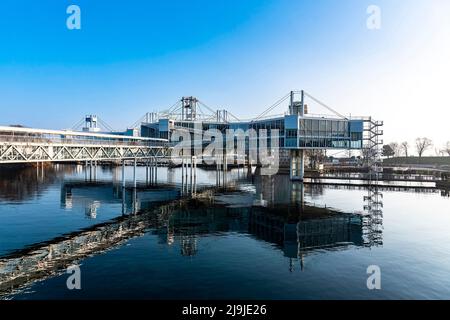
[181,157,185,194]
[184,157,188,189]
[184,158,188,194]
[298,149,304,181]
[190,156,193,193]
[193,156,197,195]
[154,157,158,183]
[149,158,153,184]
[223,153,228,187]
[146,159,149,184]
[89,160,93,181]
[290,150,304,181]
[289,150,297,180]
[133,158,137,188]
[122,159,126,188]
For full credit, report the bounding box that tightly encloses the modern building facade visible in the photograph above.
[140,91,381,181]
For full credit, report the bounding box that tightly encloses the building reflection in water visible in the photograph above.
[11,163,450,296]
[161,201,376,270]
[0,180,385,296]
[0,164,75,202]
[60,180,181,218]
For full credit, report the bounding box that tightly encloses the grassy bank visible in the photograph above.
[383,157,450,166]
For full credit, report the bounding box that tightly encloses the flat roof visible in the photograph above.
[0,125,167,142]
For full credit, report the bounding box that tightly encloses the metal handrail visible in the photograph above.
[0,134,167,147]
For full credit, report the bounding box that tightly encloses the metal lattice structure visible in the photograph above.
[362,118,384,247]
[0,126,170,164]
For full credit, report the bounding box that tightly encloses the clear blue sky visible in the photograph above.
[0,0,449,152]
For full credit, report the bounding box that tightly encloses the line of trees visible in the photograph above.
[383,138,450,158]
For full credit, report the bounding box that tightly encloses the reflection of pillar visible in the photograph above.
[122,187,126,215]
[167,167,174,185]
[290,182,304,208]
[41,162,44,181]
[132,187,137,214]
[216,162,219,187]
[289,151,295,180]
[300,254,305,271]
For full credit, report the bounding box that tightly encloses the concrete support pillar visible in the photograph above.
[149,158,152,184]
[181,158,185,194]
[223,153,228,187]
[298,149,304,181]
[184,157,188,191]
[193,156,197,195]
[122,159,126,188]
[190,156,193,192]
[216,160,221,187]
[290,150,304,181]
[185,159,188,194]
[89,160,93,181]
[154,157,158,184]
[289,151,295,180]
[146,159,149,184]
[133,158,137,188]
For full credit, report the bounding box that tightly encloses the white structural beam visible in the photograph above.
[0,143,170,163]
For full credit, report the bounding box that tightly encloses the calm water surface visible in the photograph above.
[0,164,449,300]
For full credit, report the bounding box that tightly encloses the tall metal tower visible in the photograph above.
[181,97,198,121]
[362,118,384,247]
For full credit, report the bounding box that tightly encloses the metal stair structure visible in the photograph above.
[362,118,384,247]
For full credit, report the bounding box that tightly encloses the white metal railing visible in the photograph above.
[0,134,168,147]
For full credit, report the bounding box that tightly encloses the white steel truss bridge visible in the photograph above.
[0,126,170,164]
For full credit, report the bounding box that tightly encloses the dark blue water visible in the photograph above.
[1,164,449,300]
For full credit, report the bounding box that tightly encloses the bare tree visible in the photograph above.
[435,148,444,156]
[401,141,409,157]
[445,141,450,156]
[306,150,326,169]
[415,138,433,157]
[389,142,400,157]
